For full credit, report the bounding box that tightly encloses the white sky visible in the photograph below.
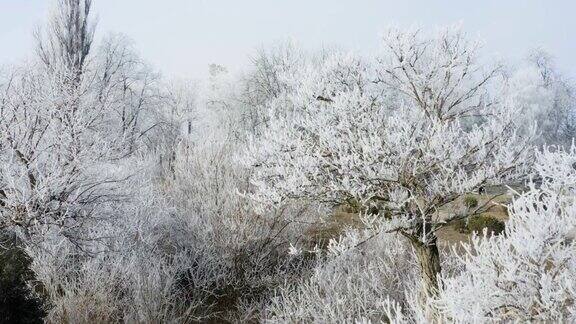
[1,0,574,79]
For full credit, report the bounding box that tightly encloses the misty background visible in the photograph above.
[1,0,575,79]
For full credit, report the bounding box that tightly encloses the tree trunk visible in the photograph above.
[407,232,442,321]
[411,234,441,298]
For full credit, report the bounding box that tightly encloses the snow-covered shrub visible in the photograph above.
[437,144,576,322]
[159,132,319,321]
[263,225,418,323]
[22,158,193,323]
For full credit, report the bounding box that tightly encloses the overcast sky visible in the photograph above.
[1,0,574,79]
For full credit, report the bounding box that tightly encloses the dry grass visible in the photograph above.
[308,193,513,248]
[437,193,511,245]
[305,206,364,248]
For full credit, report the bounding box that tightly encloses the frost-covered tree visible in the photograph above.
[510,50,576,148]
[94,34,164,154]
[237,40,340,139]
[0,63,123,243]
[35,0,95,79]
[0,0,157,243]
[243,42,304,106]
[437,144,576,322]
[7,0,576,320]
[246,26,534,308]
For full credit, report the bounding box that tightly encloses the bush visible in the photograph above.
[467,215,505,235]
[463,195,479,209]
[344,198,362,213]
[0,243,46,324]
[452,215,506,236]
[452,218,469,234]
[264,230,416,323]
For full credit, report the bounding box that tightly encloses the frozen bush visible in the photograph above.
[436,145,576,321]
[264,226,418,323]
